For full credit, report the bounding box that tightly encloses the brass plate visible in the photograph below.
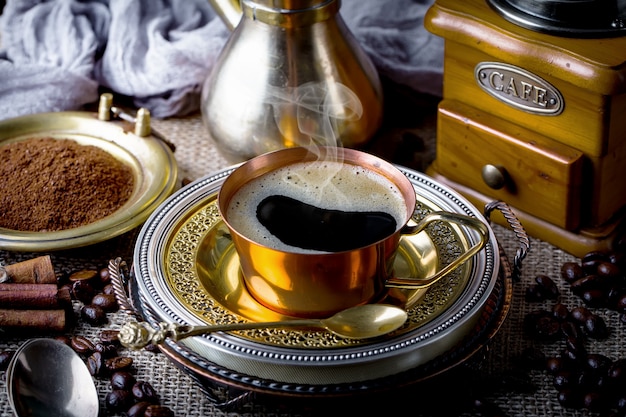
[163,191,470,348]
[0,111,179,251]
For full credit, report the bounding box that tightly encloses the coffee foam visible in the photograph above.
[225,160,408,253]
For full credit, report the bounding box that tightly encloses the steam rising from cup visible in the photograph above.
[265,81,364,204]
[268,81,363,149]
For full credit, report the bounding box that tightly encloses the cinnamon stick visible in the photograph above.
[0,284,71,309]
[2,255,57,284]
[0,283,58,292]
[0,309,66,332]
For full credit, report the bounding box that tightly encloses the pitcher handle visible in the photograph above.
[385,211,490,289]
[208,0,242,30]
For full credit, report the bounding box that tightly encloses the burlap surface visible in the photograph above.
[1,92,623,417]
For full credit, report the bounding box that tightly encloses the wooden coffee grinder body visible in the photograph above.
[425,0,626,257]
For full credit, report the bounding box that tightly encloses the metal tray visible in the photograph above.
[131,166,500,386]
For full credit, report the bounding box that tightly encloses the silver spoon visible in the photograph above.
[118,304,409,349]
[7,338,99,417]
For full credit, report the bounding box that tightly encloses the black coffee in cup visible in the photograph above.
[225,160,407,253]
[256,194,397,252]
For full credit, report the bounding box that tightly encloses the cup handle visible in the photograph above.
[385,211,490,289]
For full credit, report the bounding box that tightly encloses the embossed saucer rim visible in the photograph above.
[133,165,499,372]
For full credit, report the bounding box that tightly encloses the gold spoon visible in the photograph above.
[118,304,408,349]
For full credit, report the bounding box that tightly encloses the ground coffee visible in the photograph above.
[0,137,135,232]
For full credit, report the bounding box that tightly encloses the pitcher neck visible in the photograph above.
[242,0,340,27]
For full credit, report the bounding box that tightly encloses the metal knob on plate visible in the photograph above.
[482,164,508,190]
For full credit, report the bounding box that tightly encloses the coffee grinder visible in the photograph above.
[424,0,626,257]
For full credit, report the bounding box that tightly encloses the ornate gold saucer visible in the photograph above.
[0,102,179,251]
[130,165,501,387]
[160,191,471,348]
[124,246,510,407]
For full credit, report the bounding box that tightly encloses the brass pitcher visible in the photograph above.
[202,0,384,162]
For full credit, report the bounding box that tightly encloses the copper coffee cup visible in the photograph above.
[218,147,489,318]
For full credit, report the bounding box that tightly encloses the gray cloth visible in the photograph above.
[0,0,443,121]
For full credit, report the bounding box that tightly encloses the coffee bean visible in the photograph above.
[596,261,621,279]
[607,359,626,382]
[525,311,561,341]
[609,288,626,313]
[91,293,118,312]
[552,303,570,321]
[71,280,95,304]
[564,334,587,360]
[585,354,613,373]
[581,289,607,308]
[105,389,134,412]
[561,262,585,283]
[583,315,609,339]
[69,269,99,283]
[571,275,607,296]
[87,352,104,376]
[557,388,583,409]
[94,342,117,358]
[570,306,593,323]
[525,284,545,301]
[132,381,159,403]
[606,287,623,309]
[582,251,610,274]
[560,320,583,341]
[553,371,577,390]
[562,346,585,364]
[127,401,152,417]
[56,270,70,286]
[70,336,95,355]
[81,304,107,325]
[583,391,607,412]
[144,405,175,417]
[98,267,111,285]
[546,356,568,375]
[616,394,626,411]
[105,356,133,372]
[99,329,121,346]
[535,275,560,299]
[102,283,115,295]
[110,371,136,391]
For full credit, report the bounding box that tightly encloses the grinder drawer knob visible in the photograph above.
[482,164,508,189]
